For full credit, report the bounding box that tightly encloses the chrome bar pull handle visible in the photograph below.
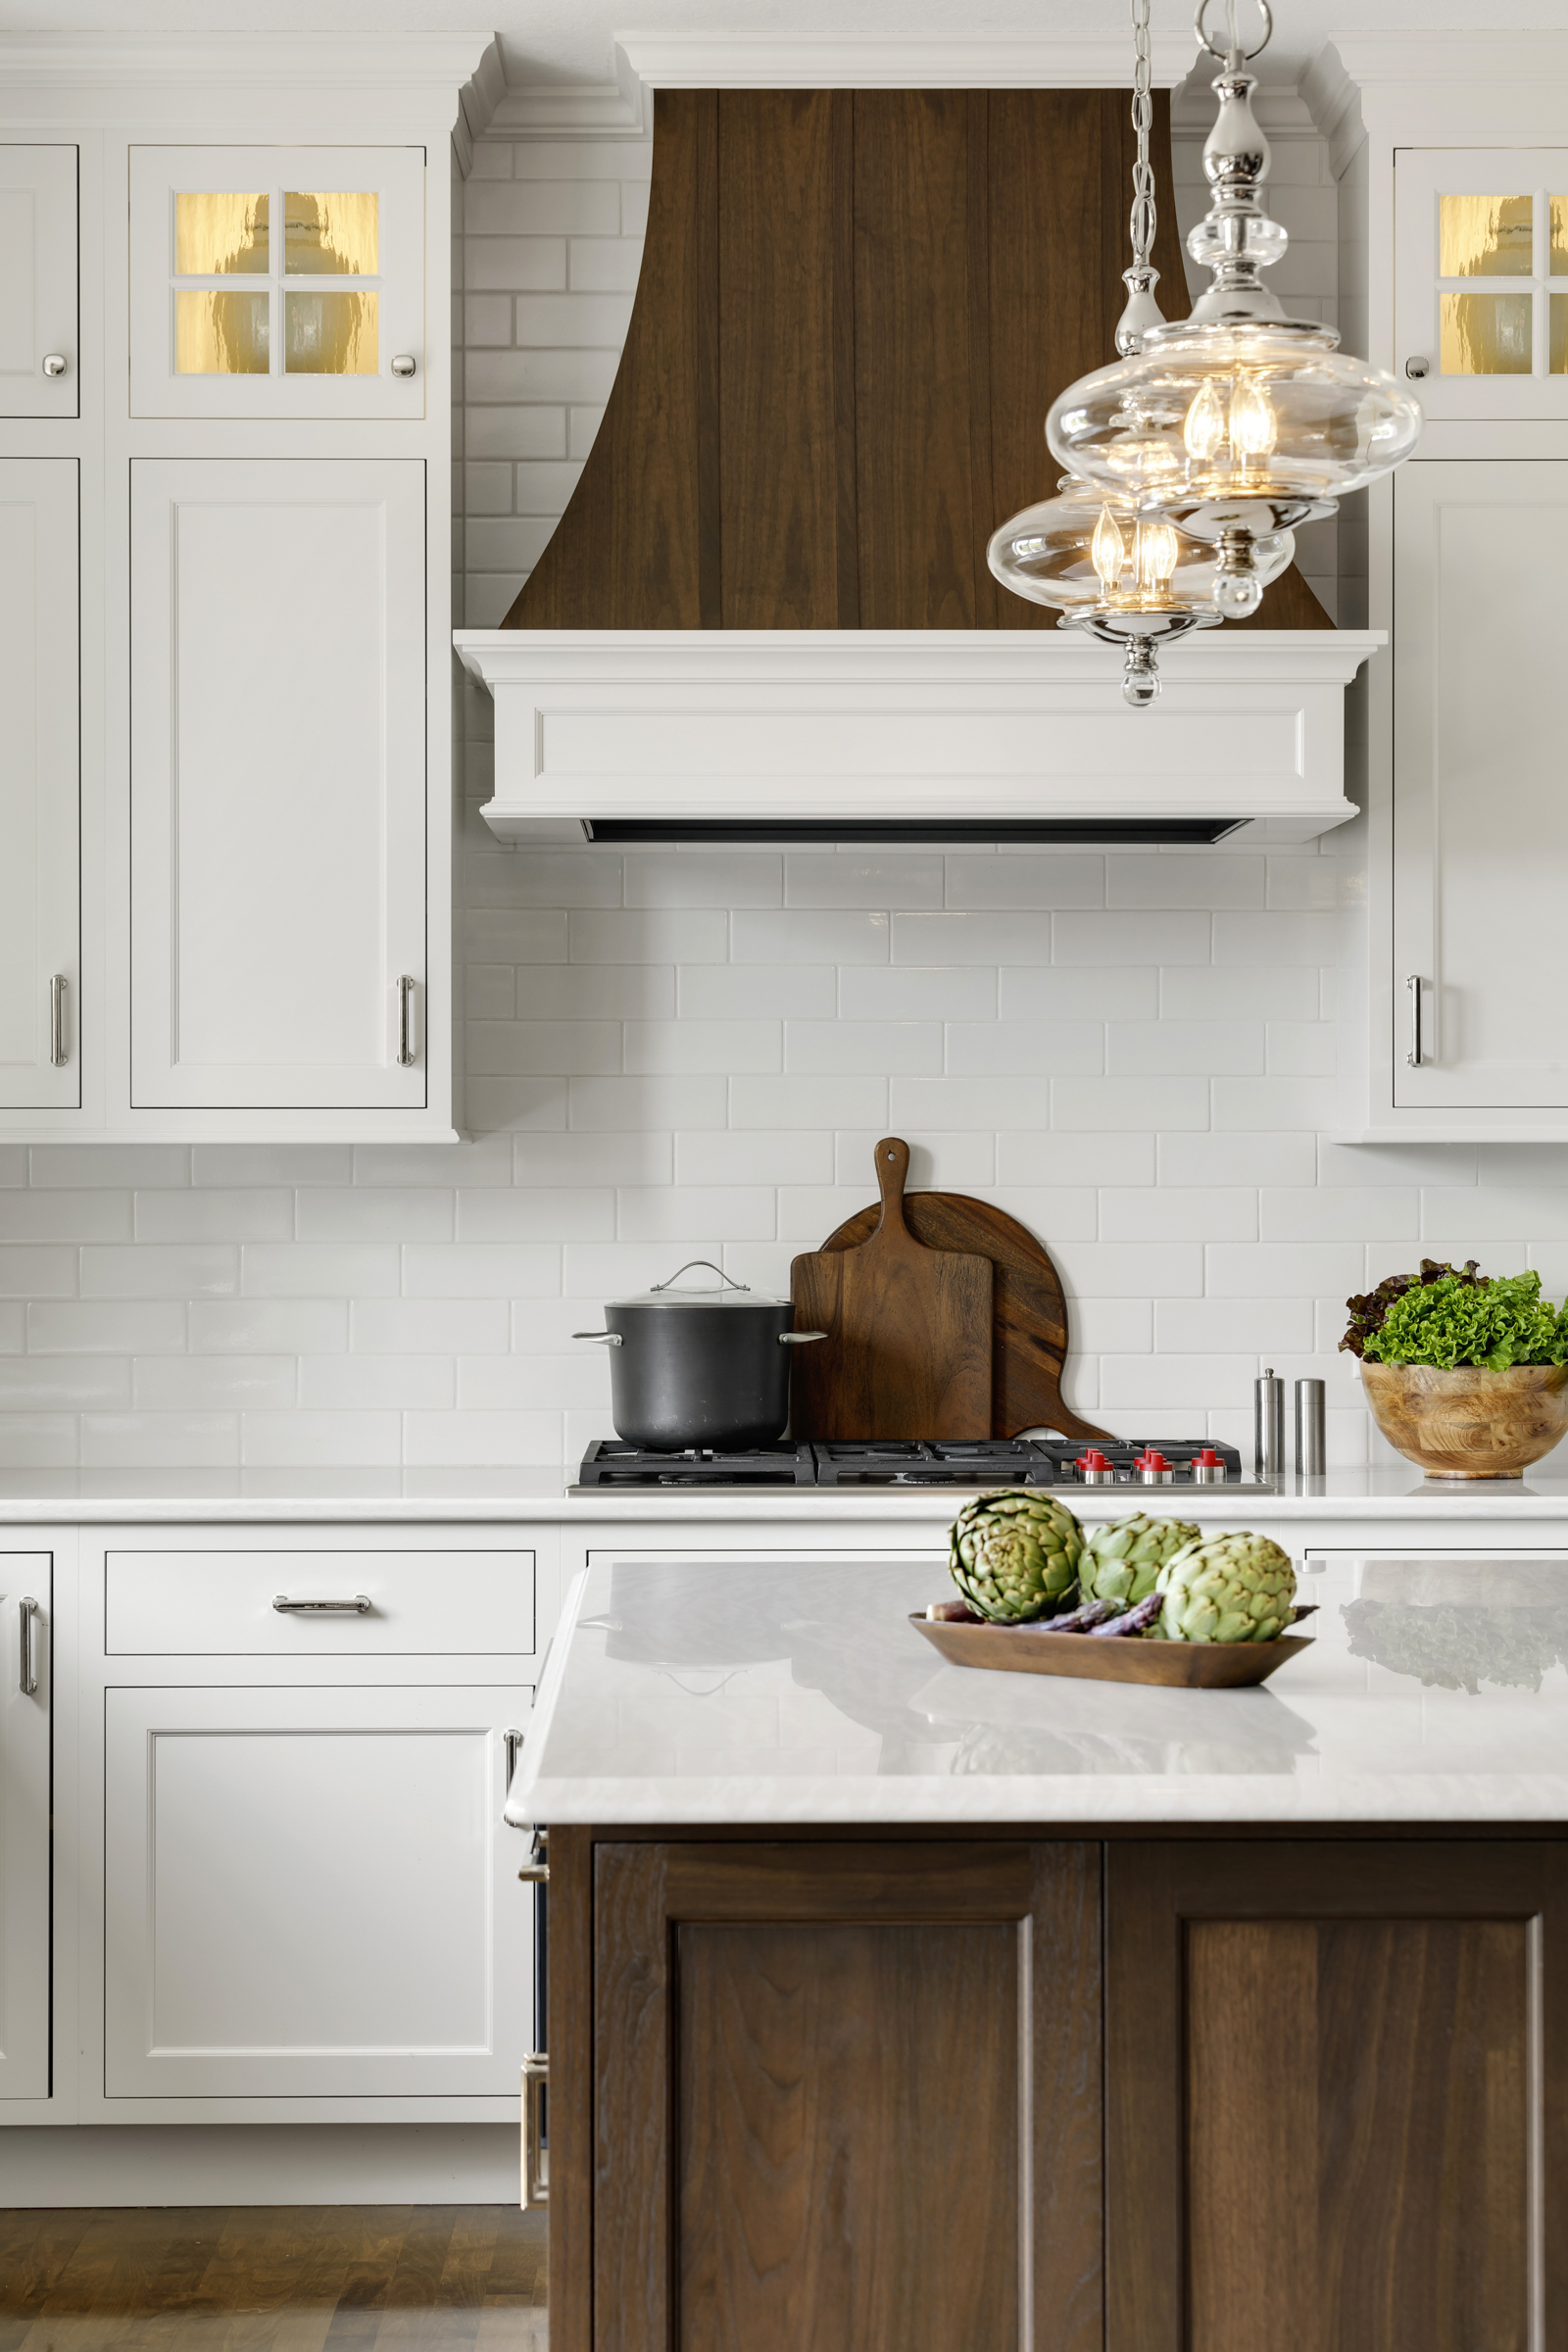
[19,1596,38,1695]
[398,974,417,1066]
[517,1826,549,1883]
[1406,972,1423,1066]
[505,1727,526,1788]
[50,974,68,1066]
[521,2053,549,2206]
[272,1593,371,1614]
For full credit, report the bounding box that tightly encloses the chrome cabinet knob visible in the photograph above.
[1405,356,1431,380]
[390,354,416,378]
[41,354,67,377]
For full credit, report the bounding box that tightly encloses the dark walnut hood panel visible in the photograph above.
[502,86,1332,636]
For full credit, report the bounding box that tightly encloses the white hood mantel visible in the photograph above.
[453,628,1381,847]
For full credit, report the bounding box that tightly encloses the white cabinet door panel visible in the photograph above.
[105,1547,535,1656]
[129,145,423,420]
[0,460,78,1108]
[0,1558,50,2101]
[104,1684,531,2098]
[1395,148,1568,420]
[130,458,426,1109]
[1394,462,1568,1109]
[0,147,76,419]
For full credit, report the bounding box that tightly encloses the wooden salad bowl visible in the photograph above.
[909,1614,1312,1688]
[1360,1359,1568,1479]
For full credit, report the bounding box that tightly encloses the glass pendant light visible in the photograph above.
[1046,0,1423,616]
[988,0,1295,705]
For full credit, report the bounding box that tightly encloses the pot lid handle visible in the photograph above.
[650,1259,750,1295]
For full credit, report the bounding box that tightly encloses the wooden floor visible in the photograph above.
[0,2207,547,2352]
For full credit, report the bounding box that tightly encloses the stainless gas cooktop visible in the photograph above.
[571,1437,1250,1492]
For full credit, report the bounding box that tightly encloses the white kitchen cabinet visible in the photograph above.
[129,457,428,1111]
[103,1681,531,2100]
[1395,148,1568,418]
[0,1559,50,2102]
[1392,461,1568,1111]
[0,460,78,1108]
[0,146,76,419]
[129,145,424,420]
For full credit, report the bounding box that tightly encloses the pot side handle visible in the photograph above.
[572,1331,624,1346]
[778,1330,828,1344]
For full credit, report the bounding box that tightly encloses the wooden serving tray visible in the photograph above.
[909,1614,1312,1688]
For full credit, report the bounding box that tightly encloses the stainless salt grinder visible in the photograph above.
[1295,1377,1326,1476]
[1254,1367,1285,1480]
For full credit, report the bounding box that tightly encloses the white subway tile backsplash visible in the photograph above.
[402,1245,560,1299]
[1106,1022,1263,1076]
[787,1021,941,1075]
[135,1356,296,1411]
[514,1131,672,1187]
[998,1132,1154,1186]
[1212,1078,1338,1132]
[1212,911,1338,964]
[1154,1298,1316,1352]
[81,1246,236,1298]
[893,912,1052,965]
[625,853,781,907]
[731,1074,890,1129]
[241,1411,402,1467]
[1054,911,1211,965]
[296,1191,454,1244]
[1051,1242,1205,1298]
[1424,1188,1568,1243]
[1160,1131,1316,1187]
[5,1194,131,1242]
[786,854,945,908]
[1159,965,1318,1020]
[841,966,995,1021]
[355,1136,515,1189]
[627,1020,781,1074]
[943,856,1102,910]
[1102,1188,1257,1243]
[1101,1353,1258,1408]
[733,910,890,965]
[29,1145,187,1189]
[458,1188,615,1242]
[676,1131,833,1186]
[617,1187,776,1243]
[189,1300,349,1354]
[890,1076,1050,1130]
[944,1022,1101,1076]
[525,967,675,1018]
[570,908,728,964]
[1052,1075,1210,1131]
[835,1131,996,1187]
[467,1020,623,1074]
[984,1188,1099,1240]
[29,1300,186,1353]
[681,964,836,1019]
[192,1145,355,1189]
[299,1356,456,1410]
[83,1414,237,1468]
[569,1074,727,1130]
[466,180,620,236]
[0,1249,75,1298]
[241,1245,401,1298]
[352,1298,510,1355]
[0,1356,130,1406]
[1000,967,1157,1021]
[1104,855,1264,909]
[1262,1187,1419,1242]
[1205,1243,1367,1297]
[458,1353,608,1409]
[404,1410,564,1465]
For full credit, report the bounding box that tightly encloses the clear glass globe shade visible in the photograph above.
[1044,322,1423,540]
[987,477,1294,615]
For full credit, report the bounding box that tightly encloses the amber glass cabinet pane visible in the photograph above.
[174,192,269,275]
[1441,290,1532,373]
[1551,293,1568,372]
[1440,193,1534,276]
[283,290,377,374]
[1551,197,1568,274]
[283,193,378,276]
[174,288,270,373]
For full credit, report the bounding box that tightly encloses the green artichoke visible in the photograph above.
[1080,1512,1200,1607]
[950,1489,1085,1622]
[1154,1532,1298,1643]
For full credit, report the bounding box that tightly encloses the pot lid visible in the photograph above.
[608,1259,785,1311]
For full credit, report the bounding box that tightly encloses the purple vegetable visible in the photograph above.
[1019,1596,1117,1634]
[926,1599,984,1623]
[1088,1592,1165,1638]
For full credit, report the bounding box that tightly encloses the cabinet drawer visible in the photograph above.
[105,1549,534,1656]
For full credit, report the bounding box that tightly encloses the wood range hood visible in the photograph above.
[455,78,1379,848]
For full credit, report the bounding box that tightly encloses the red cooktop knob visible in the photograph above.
[1194,1447,1223,1466]
[1138,1449,1171,1471]
[1077,1449,1110,1469]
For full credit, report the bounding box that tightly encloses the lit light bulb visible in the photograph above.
[1091,504,1127,596]
[1183,378,1227,464]
[1136,518,1179,594]
[1229,372,1278,461]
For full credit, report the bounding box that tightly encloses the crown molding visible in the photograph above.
[455,36,508,172]
[613,29,1196,90]
[0,29,490,87]
[484,48,647,142]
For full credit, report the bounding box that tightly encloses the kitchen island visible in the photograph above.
[511,1547,1568,2352]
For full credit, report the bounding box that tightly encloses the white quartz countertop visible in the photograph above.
[8,1463,1568,1522]
[507,1551,1568,1827]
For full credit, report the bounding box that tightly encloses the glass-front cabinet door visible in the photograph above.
[1396,147,1568,417]
[128,144,424,418]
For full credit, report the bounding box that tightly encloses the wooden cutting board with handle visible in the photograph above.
[790,1137,993,1440]
[795,1138,1112,1445]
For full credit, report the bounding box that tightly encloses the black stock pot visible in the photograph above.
[574,1260,825,1450]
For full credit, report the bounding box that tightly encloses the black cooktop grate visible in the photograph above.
[575,1437,1245,1489]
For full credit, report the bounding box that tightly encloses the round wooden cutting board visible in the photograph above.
[813,1178,1111,1445]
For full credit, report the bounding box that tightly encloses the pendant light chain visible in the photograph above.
[1128,0,1155,271]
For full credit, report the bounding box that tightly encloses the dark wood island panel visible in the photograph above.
[548,1829,1568,2352]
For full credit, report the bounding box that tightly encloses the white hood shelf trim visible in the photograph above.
[454,628,1382,847]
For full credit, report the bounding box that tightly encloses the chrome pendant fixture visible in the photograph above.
[1046,0,1423,616]
[988,0,1298,706]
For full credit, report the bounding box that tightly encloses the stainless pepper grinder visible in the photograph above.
[1295,1377,1326,1476]
[1254,1367,1285,1480]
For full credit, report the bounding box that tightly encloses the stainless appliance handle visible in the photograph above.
[398,974,417,1066]
[572,1331,623,1346]
[50,974,69,1066]
[1406,972,1423,1066]
[521,2052,550,2206]
[272,1593,371,1614]
[777,1330,827,1344]
[19,1596,38,1695]
[517,1826,549,1884]
[504,1728,526,1787]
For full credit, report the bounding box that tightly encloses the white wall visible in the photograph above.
[0,101,1558,1480]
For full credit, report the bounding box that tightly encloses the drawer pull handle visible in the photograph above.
[50,973,69,1066]
[397,974,417,1067]
[272,1593,372,1614]
[19,1595,38,1694]
[504,1727,526,1787]
[521,2052,549,2207]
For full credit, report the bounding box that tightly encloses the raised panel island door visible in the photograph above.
[129,459,425,1110]
[103,1685,531,2098]
[0,1558,51,2101]
[0,461,79,1109]
[0,148,76,418]
[584,1840,1102,2352]
[1393,461,1568,1111]
[1106,1841,1567,2352]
